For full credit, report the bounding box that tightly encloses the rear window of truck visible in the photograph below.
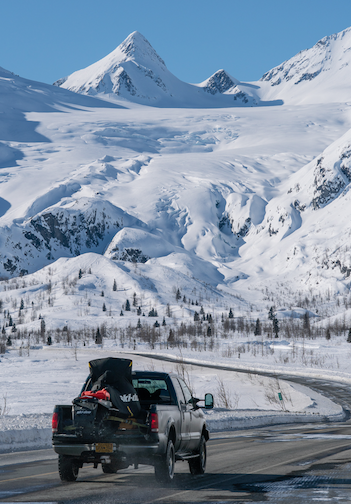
[132,378,175,404]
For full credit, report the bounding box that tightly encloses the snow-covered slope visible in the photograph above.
[2,26,351,334]
[233,127,351,296]
[258,26,351,104]
[54,32,263,108]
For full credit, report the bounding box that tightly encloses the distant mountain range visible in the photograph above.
[1,26,351,330]
[55,27,351,107]
[53,31,267,107]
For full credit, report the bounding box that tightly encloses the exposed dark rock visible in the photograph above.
[3,258,18,274]
[110,246,149,263]
[312,154,351,209]
[236,218,252,237]
[204,70,235,95]
[114,70,137,96]
[233,91,249,103]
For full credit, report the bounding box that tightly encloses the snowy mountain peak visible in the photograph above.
[118,31,167,68]
[201,69,238,95]
[258,25,351,104]
[55,32,259,108]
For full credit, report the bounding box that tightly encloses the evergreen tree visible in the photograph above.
[268,306,276,321]
[303,311,310,335]
[95,327,102,345]
[200,305,205,315]
[47,335,52,346]
[347,328,351,343]
[101,290,104,297]
[168,328,175,346]
[133,292,137,306]
[113,279,117,291]
[125,299,131,311]
[154,320,160,328]
[40,319,46,338]
[273,317,279,338]
[20,298,24,310]
[78,269,82,279]
[326,327,331,340]
[102,302,107,312]
[194,311,199,322]
[6,335,12,346]
[120,310,124,316]
[207,325,212,337]
[162,317,166,326]
[137,306,142,316]
[176,288,181,301]
[137,318,142,329]
[254,318,262,336]
[228,308,234,319]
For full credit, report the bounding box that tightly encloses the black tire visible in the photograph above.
[58,454,79,482]
[102,462,118,474]
[189,435,206,475]
[154,440,175,483]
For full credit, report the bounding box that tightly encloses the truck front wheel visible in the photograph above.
[58,454,79,482]
[189,435,206,475]
[154,440,175,483]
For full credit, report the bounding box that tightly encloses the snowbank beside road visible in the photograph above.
[0,348,344,453]
[0,414,52,453]
[206,381,344,432]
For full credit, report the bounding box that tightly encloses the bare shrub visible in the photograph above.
[216,377,232,409]
[0,394,9,415]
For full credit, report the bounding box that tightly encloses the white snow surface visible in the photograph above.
[0,347,344,453]
[3,24,351,454]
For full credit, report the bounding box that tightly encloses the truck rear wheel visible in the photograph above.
[154,439,175,483]
[58,454,79,482]
[189,435,206,475]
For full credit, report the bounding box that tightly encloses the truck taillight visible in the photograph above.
[150,413,158,432]
[52,412,58,433]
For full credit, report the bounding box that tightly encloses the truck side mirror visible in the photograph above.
[204,393,214,409]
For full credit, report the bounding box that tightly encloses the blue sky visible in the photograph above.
[2,0,351,85]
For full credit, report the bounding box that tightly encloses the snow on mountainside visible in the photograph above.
[258,26,351,104]
[2,26,351,337]
[225,127,351,308]
[54,32,264,108]
[55,26,351,108]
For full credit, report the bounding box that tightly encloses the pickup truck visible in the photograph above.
[52,357,214,483]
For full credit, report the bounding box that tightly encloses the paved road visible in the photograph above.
[1,374,351,502]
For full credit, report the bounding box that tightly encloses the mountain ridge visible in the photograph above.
[54,31,262,107]
[55,26,351,107]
